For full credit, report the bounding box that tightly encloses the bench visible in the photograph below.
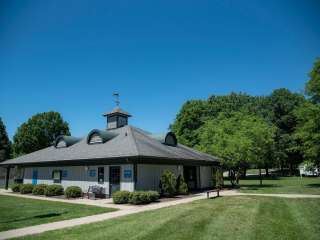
[84,185,106,199]
[206,189,220,199]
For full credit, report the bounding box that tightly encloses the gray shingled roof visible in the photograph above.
[103,107,132,117]
[0,126,219,166]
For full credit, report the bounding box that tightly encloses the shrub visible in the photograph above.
[160,170,176,196]
[176,175,188,195]
[146,191,160,202]
[65,186,82,198]
[20,184,34,194]
[128,192,144,205]
[112,191,130,204]
[128,191,160,205]
[44,184,64,196]
[32,184,48,195]
[11,183,21,192]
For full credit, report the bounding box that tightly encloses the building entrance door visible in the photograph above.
[109,166,120,195]
[184,166,197,190]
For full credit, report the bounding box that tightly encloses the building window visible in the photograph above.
[62,170,68,178]
[52,170,62,183]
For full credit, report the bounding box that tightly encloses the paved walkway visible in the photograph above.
[0,189,319,240]
[0,189,134,210]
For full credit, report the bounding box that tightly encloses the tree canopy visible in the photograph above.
[13,112,70,156]
[294,102,320,166]
[0,117,11,161]
[197,112,275,185]
[305,58,320,104]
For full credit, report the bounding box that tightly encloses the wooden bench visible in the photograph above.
[83,185,106,199]
[206,189,220,199]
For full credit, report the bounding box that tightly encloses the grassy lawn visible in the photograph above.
[15,196,320,240]
[0,195,116,232]
[224,176,320,194]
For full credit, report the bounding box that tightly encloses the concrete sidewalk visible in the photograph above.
[0,189,134,210]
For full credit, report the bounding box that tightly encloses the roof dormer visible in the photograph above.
[87,129,118,144]
[54,136,81,148]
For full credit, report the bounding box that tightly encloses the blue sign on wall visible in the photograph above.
[124,170,132,179]
[89,169,96,177]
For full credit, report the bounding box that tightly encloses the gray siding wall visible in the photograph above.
[23,164,134,194]
[199,166,213,188]
[136,164,183,191]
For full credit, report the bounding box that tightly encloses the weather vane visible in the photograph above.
[113,92,120,106]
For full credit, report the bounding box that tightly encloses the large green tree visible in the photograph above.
[171,93,258,147]
[294,99,320,167]
[197,112,275,185]
[0,117,11,161]
[13,112,70,156]
[170,100,208,147]
[267,88,306,174]
[305,58,320,104]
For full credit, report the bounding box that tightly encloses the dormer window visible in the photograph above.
[89,133,103,144]
[87,129,118,144]
[164,132,177,147]
[149,132,178,147]
[56,140,67,148]
[54,136,81,148]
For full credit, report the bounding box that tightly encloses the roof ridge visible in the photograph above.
[127,126,140,156]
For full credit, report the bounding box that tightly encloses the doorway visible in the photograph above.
[109,166,121,195]
[183,166,197,190]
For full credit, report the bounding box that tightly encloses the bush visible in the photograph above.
[32,184,48,195]
[20,184,34,194]
[176,175,188,195]
[44,184,64,196]
[112,191,130,204]
[65,186,82,198]
[129,191,160,205]
[11,183,21,192]
[160,170,176,196]
[146,191,160,202]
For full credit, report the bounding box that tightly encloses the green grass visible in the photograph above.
[0,195,116,232]
[15,196,320,240]
[228,176,320,194]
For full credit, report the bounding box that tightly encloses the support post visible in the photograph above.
[5,167,10,190]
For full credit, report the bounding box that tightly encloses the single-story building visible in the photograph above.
[1,107,219,197]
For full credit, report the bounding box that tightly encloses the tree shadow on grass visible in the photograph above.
[306,184,320,188]
[240,184,280,191]
[0,212,67,224]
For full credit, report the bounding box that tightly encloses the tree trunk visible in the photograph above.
[259,168,262,186]
[265,167,269,177]
[243,168,247,179]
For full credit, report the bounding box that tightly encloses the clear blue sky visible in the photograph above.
[1,0,319,139]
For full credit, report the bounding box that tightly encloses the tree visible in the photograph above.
[159,170,176,196]
[294,102,320,167]
[267,88,306,174]
[171,93,258,147]
[13,112,70,156]
[305,58,320,104]
[197,112,275,186]
[0,117,11,161]
[170,100,208,147]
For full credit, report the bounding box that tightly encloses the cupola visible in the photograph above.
[103,93,132,129]
[103,107,131,129]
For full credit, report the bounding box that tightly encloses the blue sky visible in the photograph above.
[1,0,319,139]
